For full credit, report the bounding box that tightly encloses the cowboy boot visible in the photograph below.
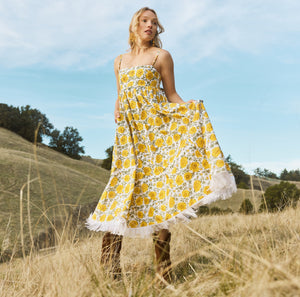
[101,232,123,280]
[153,229,172,283]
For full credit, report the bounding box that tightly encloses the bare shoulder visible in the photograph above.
[157,49,173,69]
[158,49,172,60]
[114,54,122,68]
[114,53,127,72]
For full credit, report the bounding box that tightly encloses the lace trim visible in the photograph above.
[85,171,237,238]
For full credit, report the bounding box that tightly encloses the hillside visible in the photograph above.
[209,176,300,212]
[0,128,110,255]
[1,127,299,259]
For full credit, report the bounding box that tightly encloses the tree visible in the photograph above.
[49,126,85,159]
[0,103,53,143]
[259,181,300,212]
[0,104,20,133]
[225,155,250,187]
[101,146,114,170]
[280,169,300,181]
[239,199,254,214]
[254,167,278,179]
[18,105,53,143]
[280,169,289,180]
[49,129,64,151]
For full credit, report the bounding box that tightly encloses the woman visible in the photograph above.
[86,7,237,282]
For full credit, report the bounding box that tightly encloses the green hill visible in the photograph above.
[0,127,110,255]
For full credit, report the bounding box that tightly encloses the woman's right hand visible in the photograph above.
[114,107,120,123]
[114,97,121,123]
[184,99,196,104]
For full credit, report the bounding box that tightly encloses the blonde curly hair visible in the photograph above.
[128,7,164,50]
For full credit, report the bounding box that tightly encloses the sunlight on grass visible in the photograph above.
[1,204,300,296]
[1,127,300,296]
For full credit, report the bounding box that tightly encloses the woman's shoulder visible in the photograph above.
[114,53,128,70]
[114,53,124,64]
[115,52,131,60]
[156,48,173,66]
[156,48,171,57]
[156,48,173,62]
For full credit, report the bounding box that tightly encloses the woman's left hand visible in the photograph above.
[181,99,196,104]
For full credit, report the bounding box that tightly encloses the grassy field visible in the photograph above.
[1,127,300,296]
[0,128,110,255]
[1,127,299,253]
[210,188,262,212]
[0,205,299,296]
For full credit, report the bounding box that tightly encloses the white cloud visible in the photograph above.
[162,0,300,61]
[0,0,130,68]
[0,0,299,69]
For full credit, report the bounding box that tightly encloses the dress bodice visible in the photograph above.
[119,65,161,91]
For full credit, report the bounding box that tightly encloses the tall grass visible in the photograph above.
[1,127,300,296]
[0,127,109,258]
[1,191,300,296]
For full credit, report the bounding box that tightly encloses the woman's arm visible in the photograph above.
[114,55,121,123]
[159,50,194,104]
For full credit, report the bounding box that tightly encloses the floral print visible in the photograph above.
[86,65,236,237]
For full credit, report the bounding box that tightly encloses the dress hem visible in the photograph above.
[85,171,237,238]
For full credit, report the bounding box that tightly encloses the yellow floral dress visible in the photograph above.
[86,64,237,237]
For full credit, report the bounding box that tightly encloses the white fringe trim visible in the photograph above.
[85,171,237,238]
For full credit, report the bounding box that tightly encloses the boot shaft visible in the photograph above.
[101,232,123,279]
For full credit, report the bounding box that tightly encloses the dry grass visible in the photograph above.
[1,206,300,296]
[0,128,110,253]
[1,127,300,296]
[210,188,262,211]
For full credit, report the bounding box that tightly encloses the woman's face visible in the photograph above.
[137,10,158,42]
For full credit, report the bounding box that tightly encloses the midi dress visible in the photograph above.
[86,52,237,237]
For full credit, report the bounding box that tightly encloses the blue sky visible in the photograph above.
[0,0,299,174]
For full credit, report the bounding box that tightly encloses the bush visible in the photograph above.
[225,155,250,185]
[197,206,209,216]
[101,146,114,170]
[259,181,300,212]
[197,206,233,216]
[210,206,222,215]
[239,199,254,214]
[237,181,249,189]
[221,208,233,215]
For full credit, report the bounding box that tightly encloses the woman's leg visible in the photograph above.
[153,229,172,283]
[101,232,123,279]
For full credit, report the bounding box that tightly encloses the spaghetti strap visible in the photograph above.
[152,50,160,67]
[118,54,123,70]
